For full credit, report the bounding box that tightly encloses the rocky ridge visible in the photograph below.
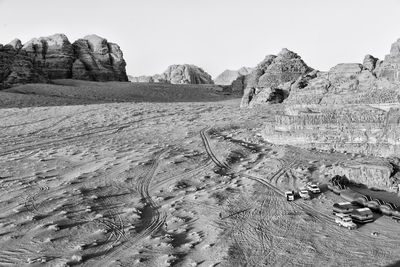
[129,64,213,85]
[0,34,128,89]
[240,49,313,108]
[262,38,400,160]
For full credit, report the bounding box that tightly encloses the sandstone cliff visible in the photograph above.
[263,38,400,160]
[0,34,128,89]
[240,49,313,108]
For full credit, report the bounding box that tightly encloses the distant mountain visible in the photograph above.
[0,33,128,89]
[214,67,253,86]
[130,64,214,85]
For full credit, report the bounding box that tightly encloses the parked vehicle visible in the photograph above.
[379,202,398,216]
[367,198,384,211]
[285,191,295,201]
[392,215,400,223]
[306,183,321,194]
[350,207,374,223]
[333,202,354,215]
[299,188,310,199]
[335,213,357,230]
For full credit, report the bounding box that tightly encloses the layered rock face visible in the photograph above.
[240,49,313,108]
[129,64,213,85]
[22,34,75,79]
[0,34,128,89]
[263,38,400,159]
[72,35,128,82]
[322,160,393,190]
[0,43,47,88]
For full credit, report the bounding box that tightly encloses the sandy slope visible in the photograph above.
[1,84,400,266]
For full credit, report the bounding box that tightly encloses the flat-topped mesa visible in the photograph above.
[240,48,314,108]
[0,33,128,89]
[72,34,128,82]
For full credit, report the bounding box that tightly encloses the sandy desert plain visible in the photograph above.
[1,79,400,267]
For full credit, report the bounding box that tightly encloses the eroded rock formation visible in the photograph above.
[161,64,213,84]
[72,35,128,82]
[129,64,213,85]
[0,34,128,89]
[240,49,313,108]
[263,38,400,160]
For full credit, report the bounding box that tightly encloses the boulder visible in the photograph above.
[72,34,128,82]
[160,64,213,84]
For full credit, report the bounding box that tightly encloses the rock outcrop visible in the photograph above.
[262,38,400,159]
[129,64,213,85]
[129,75,154,83]
[22,34,75,80]
[240,49,313,108]
[0,43,47,89]
[72,35,128,82]
[214,67,252,86]
[161,64,213,84]
[0,33,128,89]
[375,38,400,82]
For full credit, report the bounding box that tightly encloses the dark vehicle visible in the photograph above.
[379,202,398,216]
[367,198,384,211]
[333,202,354,215]
[350,208,374,223]
[392,215,400,223]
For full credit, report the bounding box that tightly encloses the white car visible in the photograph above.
[335,213,357,230]
[306,183,321,194]
[299,188,310,199]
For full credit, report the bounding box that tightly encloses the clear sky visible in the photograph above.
[1,0,399,78]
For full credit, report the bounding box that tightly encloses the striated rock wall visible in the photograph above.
[263,38,400,158]
[321,160,393,190]
[22,34,75,80]
[72,35,128,82]
[0,33,128,89]
[264,106,400,157]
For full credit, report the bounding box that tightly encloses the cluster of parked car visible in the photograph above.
[333,202,374,229]
[284,182,321,201]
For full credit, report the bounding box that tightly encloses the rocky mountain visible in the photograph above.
[129,64,213,85]
[262,38,400,158]
[240,49,313,108]
[214,67,252,86]
[0,34,128,89]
